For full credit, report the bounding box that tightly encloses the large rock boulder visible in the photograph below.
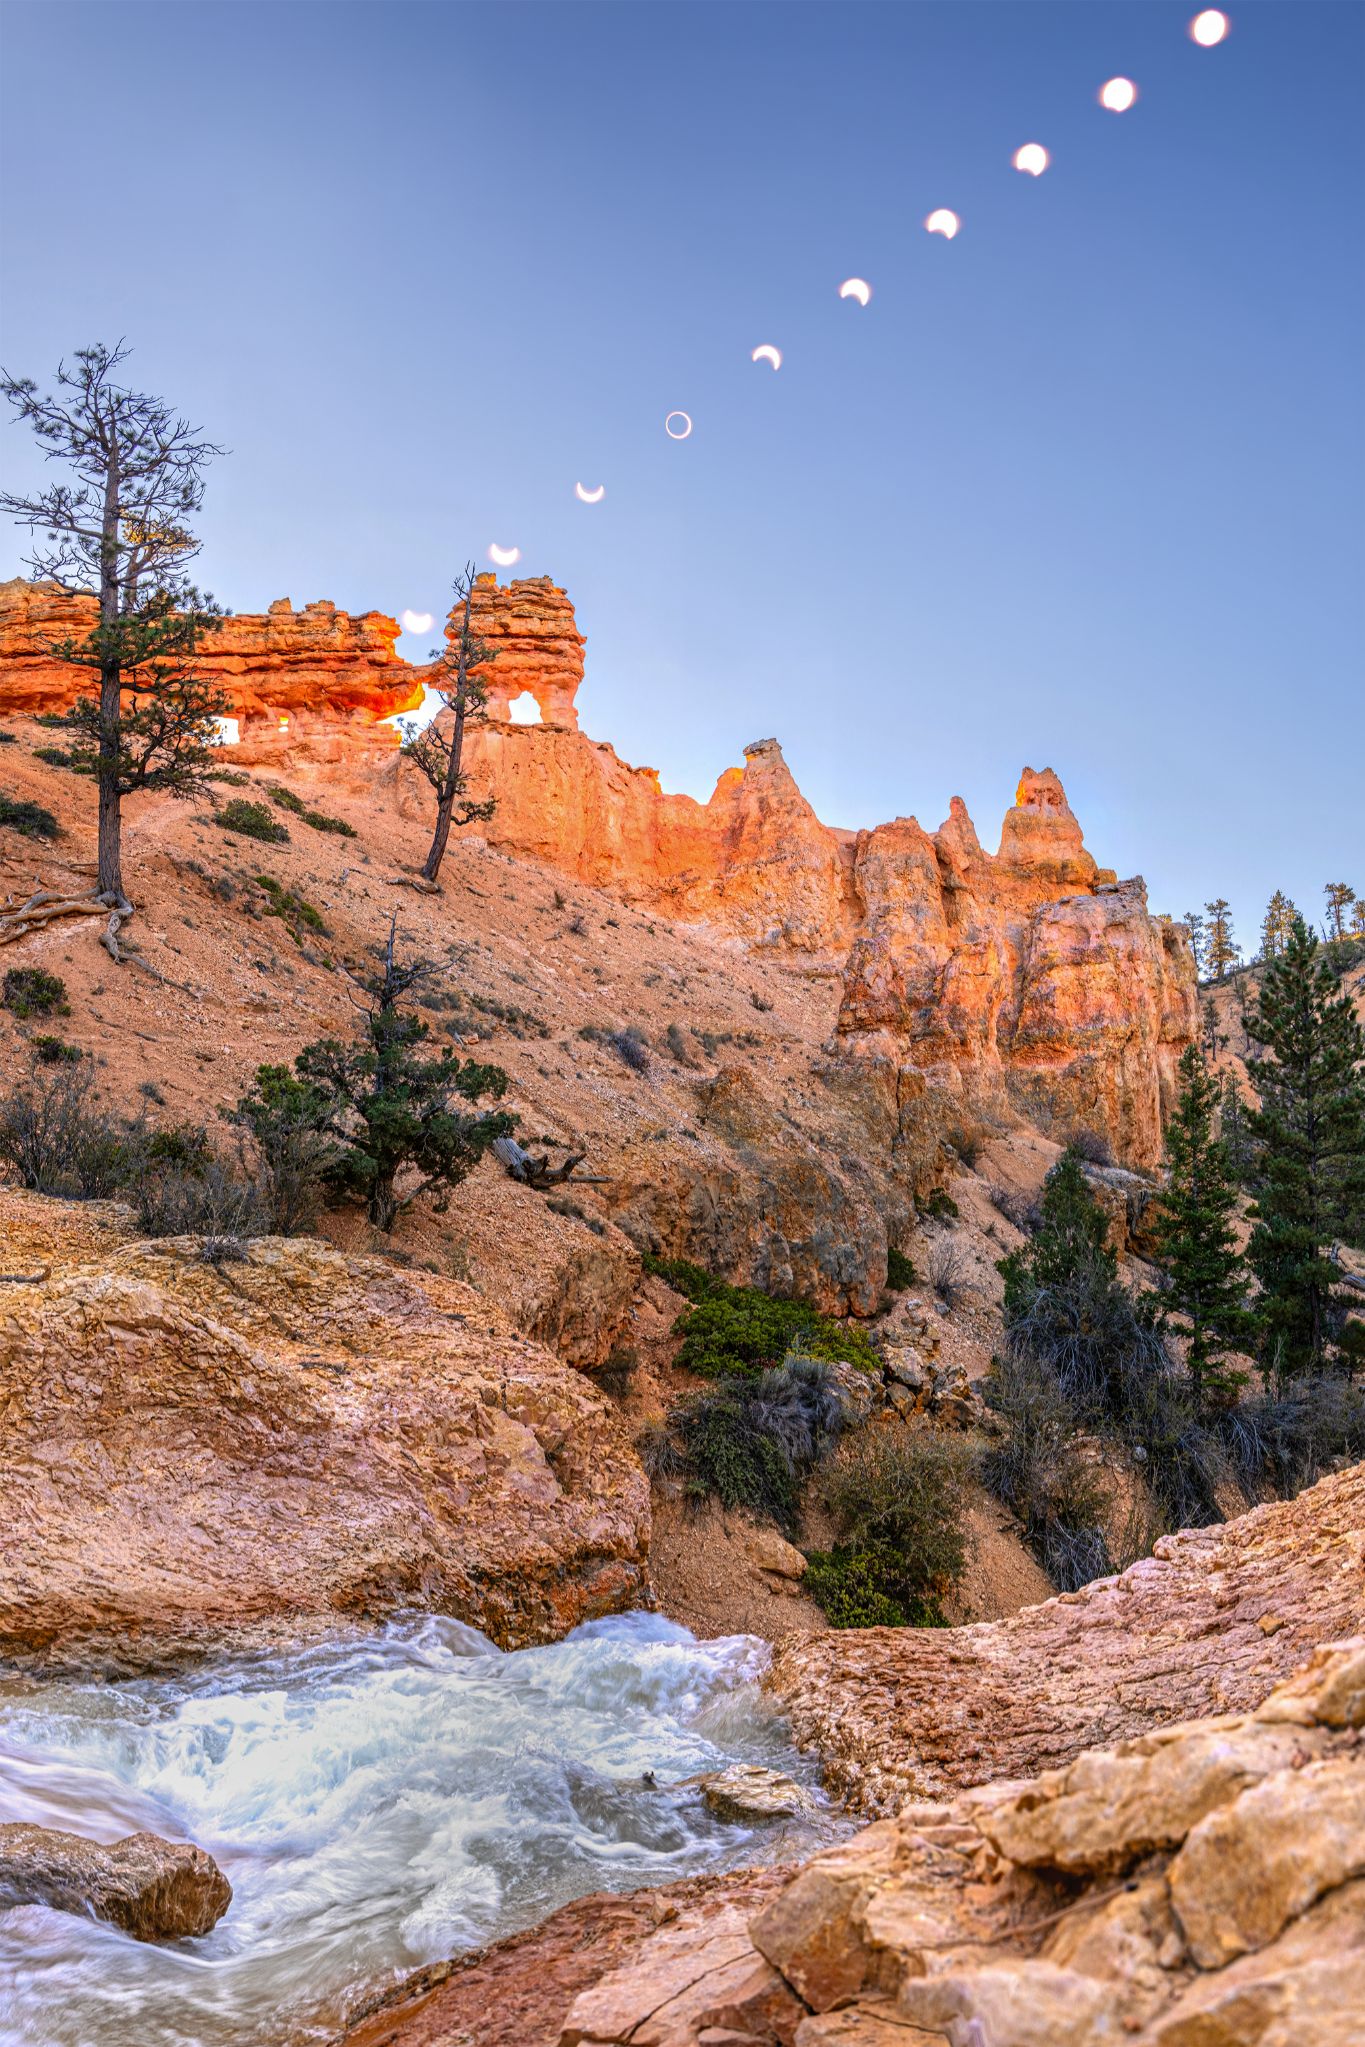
[770,1460,1365,1812]
[0,1191,650,1669]
[556,1638,1365,2046]
[0,1823,230,1942]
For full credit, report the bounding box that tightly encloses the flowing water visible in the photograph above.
[0,1612,834,2047]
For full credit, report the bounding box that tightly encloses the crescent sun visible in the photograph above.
[575,483,605,504]
[751,344,782,370]
[488,543,521,567]
[838,278,872,306]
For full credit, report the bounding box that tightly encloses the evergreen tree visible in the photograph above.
[1244,917,1365,1376]
[238,919,513,1230]
[1323,882,1356,942]
[1204,899,1239,982]
[1260,890,1298,961]
[1,344,227,955]
[1151,1046,1251,1412]
[1201,994,1225,1062]
[1218,1073,1256,1184]
[1182,909,1207,978]
[400,563,497,885]
[1352,900,1365,940]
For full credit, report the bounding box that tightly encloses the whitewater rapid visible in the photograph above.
[0,1612,830,2047]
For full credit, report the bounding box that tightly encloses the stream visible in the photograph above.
[0,1612,833,2047]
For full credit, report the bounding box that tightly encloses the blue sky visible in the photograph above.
[2,1,1361,948]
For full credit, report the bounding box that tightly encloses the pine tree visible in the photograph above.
[1352,900,1365,939]
[1260,890,1298,961]
[1204,899,1239,982]
[1182,909,1207,978]
[1201,994,1225,1062]
[1244,918,1365,1377]
[1,344,227,956]
[1218,1073,1255,1183]
[400,564,497,885]
[1324,883,1356,943]
[1151,1046,1251,1412]
[238,918,514,1231]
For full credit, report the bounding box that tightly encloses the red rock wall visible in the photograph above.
[0,574,1196,1163]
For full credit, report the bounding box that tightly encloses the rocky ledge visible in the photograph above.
[557,1636,1365,2046]
[770,1459,1365,1812]
[0,1190,650,1669]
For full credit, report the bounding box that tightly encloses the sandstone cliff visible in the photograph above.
[0,571,1196,1164]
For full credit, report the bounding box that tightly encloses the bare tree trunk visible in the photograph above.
[96,445,126,904]
[421,691,468,885]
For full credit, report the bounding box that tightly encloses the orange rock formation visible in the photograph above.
[0,572,1197,1163]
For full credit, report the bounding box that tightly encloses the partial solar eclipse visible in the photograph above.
[664,411,693,440]
[751,345,782,370]
[838,278,871,306]
[924,209,960,238]
[574,482,605,504]
[1189,9,1229,45]
[1099,77,1138,112]
[400,609,433,635]
[1013,143,1049,177]
[488,543,521,567]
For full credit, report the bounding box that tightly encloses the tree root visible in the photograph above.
[383,874,443,895]
[0,886,135,958]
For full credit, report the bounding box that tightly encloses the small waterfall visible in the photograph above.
[0,1613,829,2047]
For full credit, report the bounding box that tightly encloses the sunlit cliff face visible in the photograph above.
[0,571,1197,1164]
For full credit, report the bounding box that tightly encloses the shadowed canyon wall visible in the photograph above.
[0,573,1196,1163]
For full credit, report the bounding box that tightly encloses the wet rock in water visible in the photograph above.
[691,1765,814,1822]
[0,1823,231,1942]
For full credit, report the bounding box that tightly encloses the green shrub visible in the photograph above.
[302,807,357,837]
[806,1426,973,1627]
[216,798,290,844]
[255,875,328,938]
[32,744,90,773]
[673,1355,846,1526]
[920,1188,959,1223]
[885,1245,917,1290]
[3,967,70,1019]
[0,793,62,840]
[267,784,357,836]
[0,729,16,744]
[645,1256,881,1377]
[32,1035,80,1065]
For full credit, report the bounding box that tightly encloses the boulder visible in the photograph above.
[0,1192,650,1668]
[0,1823,230,1942]
[690,1766,815,1823]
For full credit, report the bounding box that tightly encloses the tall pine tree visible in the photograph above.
[1244,917,1365,1377]
[1204,899,1239,981]
[1151,1045,1251,1412]
[1260,890,1298,961]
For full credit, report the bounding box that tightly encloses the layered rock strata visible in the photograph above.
[770,1460,1365,1814]
[0,1191,650,1668]
[0,577,421,746]
[0,572,1197,1163]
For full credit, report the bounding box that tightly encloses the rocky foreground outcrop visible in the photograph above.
[557,1637,1365,2046]
[770,1461,1365,1813]
[0,1824,231,1943]
[0,1191,650,1668]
